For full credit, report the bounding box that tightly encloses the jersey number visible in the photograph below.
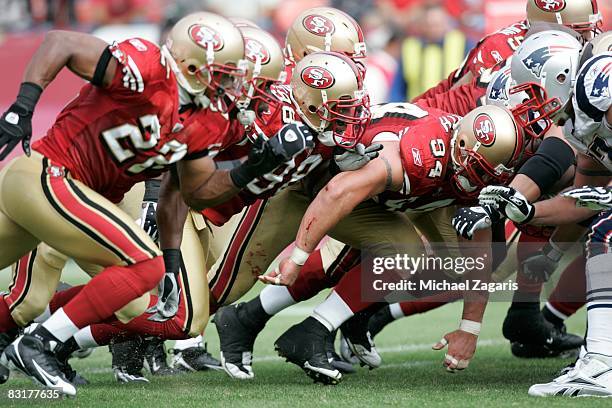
[428,139,445,178]
[101,115,187,174]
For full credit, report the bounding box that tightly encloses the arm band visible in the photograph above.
[15,82,43,112]
[143,179,161,203]
[91,47,112,87]
[162,249,181,276]
[215,159,242,170]
[518,137,575,193]
[290,246,311,266]
[459,319,481,336]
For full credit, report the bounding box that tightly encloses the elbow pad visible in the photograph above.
[518,137,575,193]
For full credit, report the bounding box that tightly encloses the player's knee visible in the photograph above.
[11,299,47,326]
[128,256,165,295]
[189,314,209,337]
[114,293,151,323]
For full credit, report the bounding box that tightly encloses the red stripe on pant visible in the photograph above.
[4,251,34,310]
[48,176,151,264]
[211,200,265,302]
[333,263,374,313]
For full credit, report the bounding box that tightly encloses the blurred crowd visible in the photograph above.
[0,0,609,104]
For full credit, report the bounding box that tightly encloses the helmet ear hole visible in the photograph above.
[308,105,317,113]
[187,65,198,73]
[459,139,466,148]
[556,73,566,83]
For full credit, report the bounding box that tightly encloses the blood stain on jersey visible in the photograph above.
[189,24,224,51]
[244,37,270,65]
[521,46,574,77]
[301,66,335,89]
[473,113,496,146]
[534,0,566,12]
[302,15,335,36]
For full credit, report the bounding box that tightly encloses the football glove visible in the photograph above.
[139,201,158,243]
[562,186,612,211]
[0,83,42,160]
[230,123,315,188]
[478,186,535,224]
[521,250,558,283]
[452,205,501,240]
[334,143,383,172]
[147,249,181,322]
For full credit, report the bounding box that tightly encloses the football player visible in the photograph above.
[469,31,612,397]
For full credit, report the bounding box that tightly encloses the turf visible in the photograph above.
[0,267,604,407]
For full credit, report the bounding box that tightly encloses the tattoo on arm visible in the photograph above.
[381,157,393,190]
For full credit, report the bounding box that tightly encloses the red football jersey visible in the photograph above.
[33,39,218,203]
[364,103,465,213]
[413,20,528,113]
[203,84,334,226]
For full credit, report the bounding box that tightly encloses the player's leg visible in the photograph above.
[0,154,162,395]
[543,255,587,328]
[529,210,612,397]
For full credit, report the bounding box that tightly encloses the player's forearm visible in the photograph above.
[157,173,188,250]
[460,229,491,323]
[509,174,541,202]
[531,195,597,225]
[182,170,240,211]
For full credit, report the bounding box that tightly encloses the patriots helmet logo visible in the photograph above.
[522,46,573,78]
[590,62,611,99]
[488,68,511,102]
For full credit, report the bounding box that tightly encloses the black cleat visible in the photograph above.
[325,330,355,374]
[274,317,341,385]
[2,334,76,395]
[56,353,89,386]
[110,337,149,383]
[171,344,222,372]
[143,338,181,376]
[0,328,19,384]
[368,305,395,339]
[339,313,381,369]
[215,304,261,379]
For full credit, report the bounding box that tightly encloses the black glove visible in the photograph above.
[452,205,501,240]
[0,82,43,160]
[147,249,181,321]
[521,242,563,282]
[139,201,158,243]
[230,123,315,188]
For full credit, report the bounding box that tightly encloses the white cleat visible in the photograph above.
[340,332,382,369]
[529,353,612,397]
[220,352,254,380]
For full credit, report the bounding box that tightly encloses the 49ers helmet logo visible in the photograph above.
[302,15,335,36]
[473,113,496,146]
[189,24,224,51]
[244,38,270,64]
[301,66,335,89]
[534,0,566,12]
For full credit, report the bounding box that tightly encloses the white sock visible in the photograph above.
[73,326,99,349]
[173,335,203,350]
[259,285,296,315]
[585,254,612,356]
[33,305,51,323]
[389,303,405,320]
[41,307,79,342]
[312,291,354,332]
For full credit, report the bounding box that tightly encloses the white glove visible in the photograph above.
[452,205,500,240]
[562,186,612,210]
[334,143,383,171]
[478,185,535,224]
[147,273,181,322]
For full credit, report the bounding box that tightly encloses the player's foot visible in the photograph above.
[110,337,148,383]
[2,334,76,396]
[215,303,261,379]
[339,313,381,369]
[71,347,94,359]
[171,344,222,372]
[56,351,89,386]
[0,328,19,384]
[326,330,355,374]
[143,338,181,376]
[368,305,395,339]
[275,317,342,385]
[528,353,612,397]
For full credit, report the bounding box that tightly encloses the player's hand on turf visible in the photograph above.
[520,250,558,282]
[432,330,477,372]
[334,143,383,171]
[562,186,612,210]
[257,257,300,286]
[0,102,34,160]
[139,201,158,242]
[452,205,499,240]
[147,273,181,322]
[478,186,534,224]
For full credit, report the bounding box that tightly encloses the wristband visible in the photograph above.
[459,319,481,336]
[290,246,311,266]
[16,82,43,113]
[162,249,181,276]
[543,240,563,263]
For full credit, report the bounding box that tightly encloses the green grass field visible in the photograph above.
[0,266,604,407]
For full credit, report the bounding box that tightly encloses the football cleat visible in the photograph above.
[2,334,76,396]
[110,337,148,384]
[171,344,222,372]
[368,305,395,339]
[339,313,382,369]
[0,328,19,384]
[56,351,89,386]
[326,330,355,374]
[528,353,612,397]
[214,304,260,379]
[143,338,181,376]
[71,347,94,359]
[274,317,342,385]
